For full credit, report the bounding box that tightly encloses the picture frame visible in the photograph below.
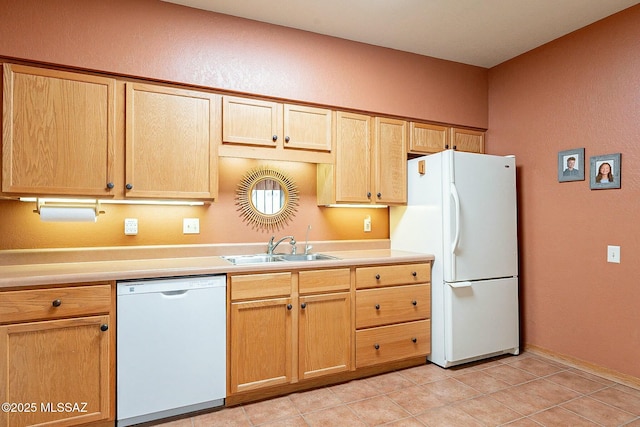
[590,153,621,190]
[558,148,585,182]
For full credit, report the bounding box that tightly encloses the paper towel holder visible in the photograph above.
[33,198,105,220]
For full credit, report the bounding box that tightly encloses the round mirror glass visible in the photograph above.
[251,178,285,215]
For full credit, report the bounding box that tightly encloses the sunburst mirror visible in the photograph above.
[236,166,299,231]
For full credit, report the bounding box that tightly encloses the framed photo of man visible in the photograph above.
[590,153,621,190]
[558,148,585,182]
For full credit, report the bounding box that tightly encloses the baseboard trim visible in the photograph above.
[525,344,640,389]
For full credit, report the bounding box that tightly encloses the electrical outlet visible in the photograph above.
[364,215,371,232]
[183,218,200,234]
[124,218,138,235]
[607,245,620,263]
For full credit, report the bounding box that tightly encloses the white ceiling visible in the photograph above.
[163,0,639,68]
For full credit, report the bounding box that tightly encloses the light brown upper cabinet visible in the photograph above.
[408,122,485,155]
[408,122,449,155]
[450,127,485,153]
[220,96,333,163]
[2,64,116,197]
[373,117,407,205]
[125,83,219,200]
[317,113,406,206]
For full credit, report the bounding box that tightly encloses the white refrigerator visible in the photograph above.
[390,150,519,368]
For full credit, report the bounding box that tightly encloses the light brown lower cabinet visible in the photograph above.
[0,283,114,427]
[228,262,431,402]
[228,269,351,394]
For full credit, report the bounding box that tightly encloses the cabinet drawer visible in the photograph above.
[0,285,111,324]
[356,284,430,328]
[356,320,430,368]
[356,263,430,289]
[299,268,350,295]
[230,272,292,300]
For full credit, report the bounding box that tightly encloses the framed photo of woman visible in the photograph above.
[590,153,621,190]
[558,148,585,182]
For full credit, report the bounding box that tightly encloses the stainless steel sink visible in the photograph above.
[221,254,286,265]
[221,253,339,265]
[279,253,339,262]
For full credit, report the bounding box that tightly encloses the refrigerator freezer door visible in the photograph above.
[444,277,519,363]
[443,151,518,282]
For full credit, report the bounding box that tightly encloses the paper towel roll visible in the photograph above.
[39,207,97,222]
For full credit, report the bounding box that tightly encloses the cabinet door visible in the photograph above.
[125,83,219,200]
[335,111,372,203]
[0,315,111,426]
[283,104,332,152]
[374,117,407,205]
[222,96,280,147]
[299,292,351,380]
[409,122,448,154]
[450,128,484,153]
[2,64,116,196]
[230,297,292,393]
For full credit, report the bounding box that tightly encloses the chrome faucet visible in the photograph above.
[267,235,297,255]
[304,225,313,255]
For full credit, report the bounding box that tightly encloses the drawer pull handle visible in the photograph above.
[412,337,417,343]
[100,324,109,332]
[374,344,380,350]
[412,300,417,306]
[375,304,380,310]
[412,271,417,277]
[301,302,307,309]
[287,304,293,310]
[52,299,62,307]
[375,274,381,280]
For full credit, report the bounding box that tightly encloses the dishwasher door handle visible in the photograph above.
[161,290,188,296]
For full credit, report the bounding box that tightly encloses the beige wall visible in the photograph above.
[0,0,487,250]
[488,5,640,379]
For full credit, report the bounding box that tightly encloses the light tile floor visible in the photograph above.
[152,352,640,426]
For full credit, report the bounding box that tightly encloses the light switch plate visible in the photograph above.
[607,245,620,263]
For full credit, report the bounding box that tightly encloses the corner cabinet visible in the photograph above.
[0,283,114,426]
[2,64,116,197]
[220,96,333,163]
[125,82,220,200]
[317,113,406,206]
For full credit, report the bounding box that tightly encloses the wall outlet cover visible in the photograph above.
[183,218,200,234]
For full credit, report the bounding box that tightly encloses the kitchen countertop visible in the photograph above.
[0,243,433,290]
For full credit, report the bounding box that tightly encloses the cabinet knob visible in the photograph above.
[377,192,382,199]
[445,144,449,149]
[375,274,381,280]
[412,337,417,343]
[412,300,417,306]
[412,271,417,277]
[453,145,457,150]
[272,135,278,142]
[100,324,109,332]
[374,344,380,350]
[126,183,133,190]
[52,299,62,307]
[285,136,290,143]
[375,304,380,310]
[106,182,115,189]
[287,304,293,310]
[301,302,307,309]
[367,192,372,198]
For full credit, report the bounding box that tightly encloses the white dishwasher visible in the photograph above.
[116,275,226,427]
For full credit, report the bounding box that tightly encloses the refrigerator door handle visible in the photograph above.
[450,182,461,254]
[448,281,472,288]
